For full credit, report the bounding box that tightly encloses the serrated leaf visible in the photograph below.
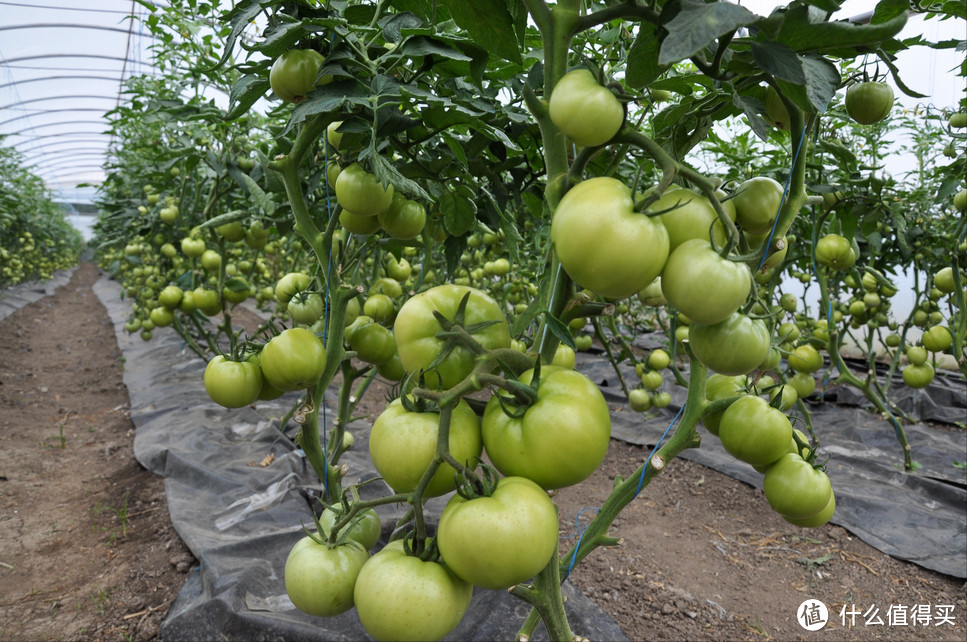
[382,11,424,42]
[735,93,774,142]
[370,154,431,202]
[211,0,261,70]
[659,1,757,65]
[439,190,477,236]
[259,19,305,58]
[439,0,522,65]
[229,169,276,216]
[776,4,908,52]
[226,74,270,120]
[398,36,473,61]
[626,22,667,89]
[544,313,576,350]
[751,41,805,84]
[199,210,249,229]
[281,79,371,135]
[871,0,910,24]
[443,234,466,276]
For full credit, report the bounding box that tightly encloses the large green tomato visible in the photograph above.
[349,321,396,366]
[482,366,611,490]
[787,344,823,373]
[701,373,747,436]
[275,272,311,305]
[763,453,832,519]
[551,177,669,300]
[718,395,792,468]
[921,325,952,353]
[353,539,472,642]
[204,355,263,408]
[394,285,510,389]
[815,234,856,270]
[660,239,751,325]
[902,362,935,389]
[284,536,368,616]
[548,68,624,147]
[378,193,427,240]
[437,476,558,590]
[732,177,783,234]
[335,163,394,217]
[339,209,382,235]
[845,81,893,125]
[259,328,327,391]
[270,49,325,103]
[651,187,732,250]
[782,490,835,528]
[369,398,481,498]
[689,312,770,376]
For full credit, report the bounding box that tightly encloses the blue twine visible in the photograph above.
[757,125,809,273]
[562,507,600,582]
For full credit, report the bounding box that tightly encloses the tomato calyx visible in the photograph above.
[453,463,500,501]
[490,356,545,419]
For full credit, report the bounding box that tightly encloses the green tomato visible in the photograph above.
[718,395,792,468]
[482,366,611,490]
[783,490,836,528]
[181,237,205,258]
[815,233,856,270]
[637,278,666,307]
[284,536,368,616]
[335,163,394,217]
[647,348,671,371]
[378,194,426,240]
[732,177,783,235]
[259,328,327,391]
[318,506,381,551]
[369,398,481,498]
[548,69,624,147]
[204,355,263,409]
[551,177,669,300]
[788,344,823,373]
[640,369,664,390]
[349,321,396,366]
[788,372,816,399]
[275,272,311,306]
[340,208,382,235]
[288,292,325,325]
[270,49,325,103]
[763,453,832,519]
[394,285,510,389]
[437,476,558,590]
[551,344,576,369]
[845,81,893,125]
[661,239,751,325]
[689,312,771,375]
[353,539,472,642]
[902,362,934,389]
[933,267,956,294]
[921,325,952,353]
[629,388,652,412]
[701,374,747,436]
[363,294,396,325]
[149,306,174,328]
[763,87,790,130]
[651,187,731,251]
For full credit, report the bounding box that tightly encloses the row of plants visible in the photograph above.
[91,1,965,641]
[0,139,85,288]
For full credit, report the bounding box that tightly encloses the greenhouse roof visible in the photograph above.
[0,1,159,192]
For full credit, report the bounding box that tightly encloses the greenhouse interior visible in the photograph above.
[1,1,965,641]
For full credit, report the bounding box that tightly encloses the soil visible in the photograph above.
[1,261,965,642]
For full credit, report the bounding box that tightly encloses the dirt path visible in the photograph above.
[0,261,964,642]
[0,263,193,642]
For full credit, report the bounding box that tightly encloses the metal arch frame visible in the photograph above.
[29,153,108,173]
[0,23,158,38]
[20,145,109,164]
[43,164,106,180]
[3,130,110,146]
[0,110,113,129]
[15,136,110,156]
[0,95,118,111]
[0,53,146,66]
[0,74,123,92]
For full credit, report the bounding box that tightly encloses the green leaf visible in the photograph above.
[803,0,842,11]
[211,0,261,71]
[370,154,431,202]
[398,36,473,61]
[439,189,477,237]
[225,74,270,121]
[443,234,467,276]
[870,0,910,24]
[198,209,249,229]
[659,1,757,65]
[229,170,276,217]
[626,22,667,89]
[259,18,305,59]
[874,48,929,99]
[775,4,908,52]
[281,79,371,135]
[381,12,424,42]
[751,42,805,84]
[799,54,840,112]
[438,0,522,65]
[544,312,576,350]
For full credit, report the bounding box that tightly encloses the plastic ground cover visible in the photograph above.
[91,275,629,642]
[0,268,76,322]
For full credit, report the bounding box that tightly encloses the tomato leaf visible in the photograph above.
[626,22,667,89]
[544,313,576,350]
[751,42,805,85]
[258,18,305,59]
[225,74,270,121]
[438,0,523,65]
[775,4,908,53]
[210,0,261,71]
[439,190,477,237]
[658,1,757,65]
